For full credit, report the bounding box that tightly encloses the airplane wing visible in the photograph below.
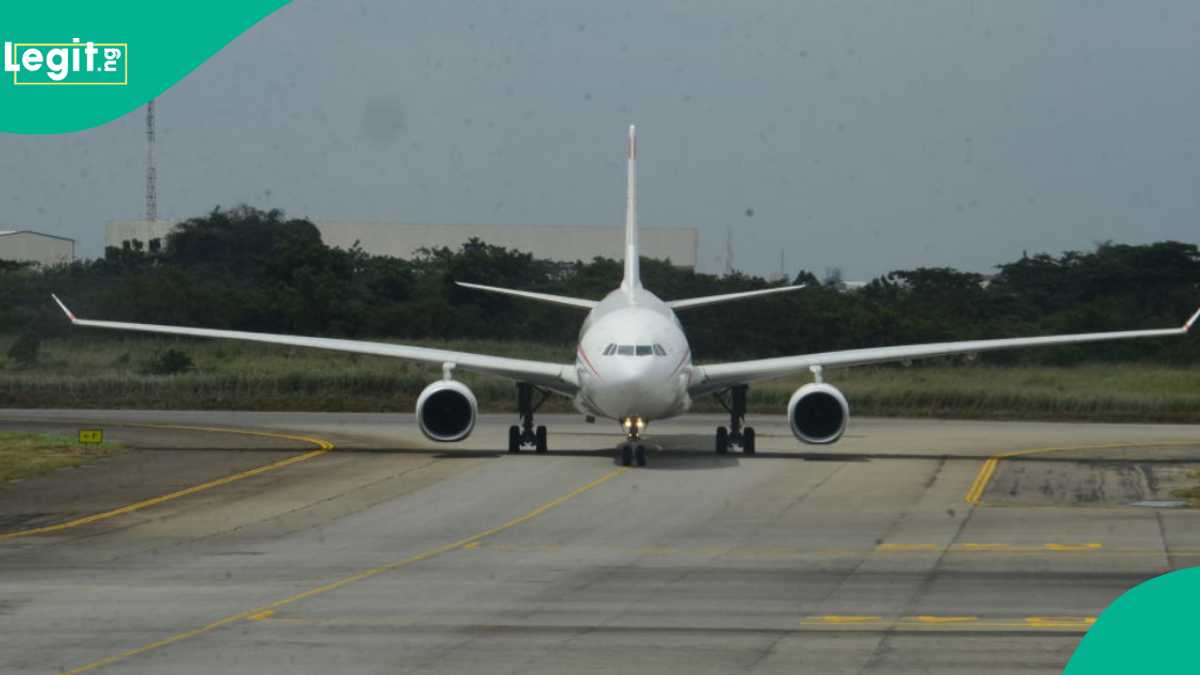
[51,295,578,395]
[689,308,1200,396]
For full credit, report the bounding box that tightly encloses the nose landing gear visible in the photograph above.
[508,383,549,453]
[715,385,756,455]
[620,417,648,467]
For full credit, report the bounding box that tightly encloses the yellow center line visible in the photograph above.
[0,423,334,542]
[62,466,629,675]
[244,613,1096,632]
[908,615,978,624]
[964,440,1200,505]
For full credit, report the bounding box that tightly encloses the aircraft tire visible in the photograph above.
[716,426,729,454]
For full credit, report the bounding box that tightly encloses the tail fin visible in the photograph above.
[622,124,640,292]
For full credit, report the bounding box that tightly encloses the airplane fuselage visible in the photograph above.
[572,286,693,427]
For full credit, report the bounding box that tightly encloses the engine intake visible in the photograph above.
[415,380,478,442]
[788,383,849,445]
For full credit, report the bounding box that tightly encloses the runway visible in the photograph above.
[2,410,1199,674]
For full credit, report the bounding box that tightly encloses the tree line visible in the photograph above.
[3,206,1198,365]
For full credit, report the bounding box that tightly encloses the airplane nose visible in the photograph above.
[605,357,653,386]
[594,358,658,417]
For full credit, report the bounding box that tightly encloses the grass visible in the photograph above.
[2,333,1199,422]
[0,432,120,484]
[1172,469,1200,507]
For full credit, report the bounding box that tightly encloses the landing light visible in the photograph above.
[621,417,647,434]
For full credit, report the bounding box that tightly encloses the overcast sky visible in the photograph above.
[3,1,1199,279]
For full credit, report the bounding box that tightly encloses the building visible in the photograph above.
[105,220,699,269]
[0,230,75,266]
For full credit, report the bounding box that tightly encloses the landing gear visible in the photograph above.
[509,383,549,453]
[619,442,647,467]
[619,417,649,467]
[715,385,755,455]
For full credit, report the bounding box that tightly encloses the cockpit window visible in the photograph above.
[607,344,666,356]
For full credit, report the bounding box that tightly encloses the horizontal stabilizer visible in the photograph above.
[666,285,806,311]
[455,282,598,310]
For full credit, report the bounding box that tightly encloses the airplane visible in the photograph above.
[52,126,1200,467]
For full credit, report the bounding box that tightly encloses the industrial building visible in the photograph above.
[106,220,699,268]
[0,230,75,266]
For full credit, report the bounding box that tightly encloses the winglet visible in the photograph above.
[1185,307,1200,332]
[50,294,76,323]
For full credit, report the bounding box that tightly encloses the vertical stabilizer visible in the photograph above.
[622,124,641,292]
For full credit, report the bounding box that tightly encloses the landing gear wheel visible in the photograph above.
[621,444,634,467]
[516,382,549,455]
[715,385,752,456]
[635,444,647,467]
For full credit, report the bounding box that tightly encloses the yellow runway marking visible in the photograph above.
[428,541,1117,558]
[910,615,977,624]
[811,615,881,624]
[62,466,628,675]
[246,613,1096,632]
[0,423,334,542]
[1025,616,1097,630]
[964,440,1200,505]
[1045,543,1103,552]
[807,615,1096,631]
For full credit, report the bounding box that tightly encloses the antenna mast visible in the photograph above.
[145,99,157,223]
[723,224,735,276]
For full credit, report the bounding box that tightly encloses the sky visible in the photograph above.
[2,1,1199,279]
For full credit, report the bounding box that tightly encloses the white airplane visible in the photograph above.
[52,126,1200,467]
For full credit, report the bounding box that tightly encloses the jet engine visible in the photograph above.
[787,382,849,445]
[415,380,478,442]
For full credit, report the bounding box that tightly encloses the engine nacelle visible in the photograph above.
[787,382,850,445]
[415,380,478,442]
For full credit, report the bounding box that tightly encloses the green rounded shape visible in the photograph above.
[0,1,289,134]
[1065,568,1200,673]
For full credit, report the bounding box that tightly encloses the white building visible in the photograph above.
[0,230,75,266]
[105,220,699,269]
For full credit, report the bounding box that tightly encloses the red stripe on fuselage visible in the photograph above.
[671,349,690,375]
[577,345,602,379]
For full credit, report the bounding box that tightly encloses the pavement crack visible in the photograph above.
[1154,510,1175,570]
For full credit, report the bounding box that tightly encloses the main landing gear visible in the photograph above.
[620,417,647,467]
[715,385,756,455]
[508,383,548,453]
